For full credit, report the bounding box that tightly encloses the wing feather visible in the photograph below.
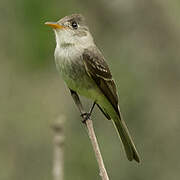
[83,48,121,118]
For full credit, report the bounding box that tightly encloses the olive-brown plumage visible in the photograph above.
[45,14,140,163]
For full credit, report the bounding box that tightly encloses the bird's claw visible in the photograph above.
[81,112,91,123]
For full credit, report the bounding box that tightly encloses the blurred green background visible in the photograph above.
[0,0,180,179]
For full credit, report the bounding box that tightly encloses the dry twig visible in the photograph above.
[52,116,65,180]
[83,117,109,180]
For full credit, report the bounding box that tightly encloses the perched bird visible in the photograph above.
[45,14,140,163]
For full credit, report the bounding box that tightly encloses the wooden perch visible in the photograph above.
[83,117,109,180]
[52,116,65,180]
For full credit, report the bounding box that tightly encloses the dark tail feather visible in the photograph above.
[113,118,140,163]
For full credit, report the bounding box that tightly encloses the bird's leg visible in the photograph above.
[70,89,85,115]
[70,89,89,123]
[81,102,96,123]
[69,89,96,123]
[89,102,96,115]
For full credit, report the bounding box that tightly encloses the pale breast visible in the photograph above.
[55,47,101,100]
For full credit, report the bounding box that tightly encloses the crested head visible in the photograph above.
[46,14,94,49]
[57,14,87,30]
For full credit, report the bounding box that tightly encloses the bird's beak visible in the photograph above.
[45,22,66,29]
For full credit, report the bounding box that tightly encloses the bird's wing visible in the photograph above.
[82,48,121,118]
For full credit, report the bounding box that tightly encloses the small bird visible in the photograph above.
[45,14,140,163]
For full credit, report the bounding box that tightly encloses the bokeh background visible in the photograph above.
[0,0,180,179]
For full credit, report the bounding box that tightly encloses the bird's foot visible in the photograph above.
[81,112,91,123]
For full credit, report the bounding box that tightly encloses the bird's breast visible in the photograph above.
[55,47,101,100]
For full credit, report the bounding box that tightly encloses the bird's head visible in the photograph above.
[45,14,94,49]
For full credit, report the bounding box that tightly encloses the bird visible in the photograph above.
[45,14,140,163]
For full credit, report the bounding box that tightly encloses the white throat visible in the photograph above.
[54,29,94,58]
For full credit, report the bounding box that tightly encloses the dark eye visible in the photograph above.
[71,21,78,29]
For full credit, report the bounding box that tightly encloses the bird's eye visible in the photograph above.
[71,21,78,29]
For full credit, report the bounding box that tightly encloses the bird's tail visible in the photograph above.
[113,117,140,163]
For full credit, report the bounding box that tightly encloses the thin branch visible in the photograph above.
[70,90,109,179]
[83,117,109,180]
[52,116,65,180]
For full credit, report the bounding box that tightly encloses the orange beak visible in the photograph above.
[45,22,66,29]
